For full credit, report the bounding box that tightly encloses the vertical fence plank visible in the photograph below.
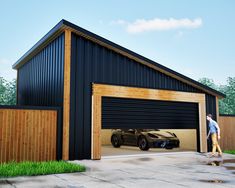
[38,110,42,161]
[48,112,52,160]
[6,110,10,162]
[3,111,7,162]
[8,110,13,162]
[52,111,57,160]
[17,110,22,162]
[16,110,21,162]
[44,111,47,160]
[33,110,37,161]
[1,111,5,162]
[48,112,51,160]
[0,111,3,163]
[54,111,57,159]
[39,110,43,161]
[24,110,27,161]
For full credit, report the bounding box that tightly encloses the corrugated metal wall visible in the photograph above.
[17,33,65,107]
[205,94,217,151]
[205,94,216,119]
[70,33,215,159]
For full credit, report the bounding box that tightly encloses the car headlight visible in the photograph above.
[167,131,177,137]
[148,133,159,138]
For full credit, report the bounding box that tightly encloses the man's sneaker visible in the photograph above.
[208,153,217,158]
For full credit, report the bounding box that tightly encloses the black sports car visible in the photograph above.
[111,129,180,151]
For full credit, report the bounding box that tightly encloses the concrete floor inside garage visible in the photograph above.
[102,145,192,157]
[101,129,197,157]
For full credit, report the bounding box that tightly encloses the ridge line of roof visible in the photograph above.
[61,20,225,98]
[12,19,225,98]
[12,20,65,69]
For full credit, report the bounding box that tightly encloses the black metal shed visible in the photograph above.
[13,19,225,160]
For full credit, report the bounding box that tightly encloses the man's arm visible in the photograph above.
[207,130,211,139]
[214,122,221,139]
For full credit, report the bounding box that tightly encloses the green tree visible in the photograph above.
[0,77,7,104]
[198,77,217,90]
[0,77,16,105]
[198,77,235,115]
[218,77,235,114]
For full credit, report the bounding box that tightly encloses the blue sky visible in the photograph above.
[0,0,234,84]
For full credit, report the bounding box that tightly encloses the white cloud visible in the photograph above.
[112,17,202,34]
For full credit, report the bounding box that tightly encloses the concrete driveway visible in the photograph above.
[1,152,235,188]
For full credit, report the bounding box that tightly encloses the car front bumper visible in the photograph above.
[149,139,180,148]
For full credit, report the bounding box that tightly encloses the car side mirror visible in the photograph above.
[128,129,135,133]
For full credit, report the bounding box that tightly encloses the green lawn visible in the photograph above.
[0,161,85,177]
[224,150,235,155]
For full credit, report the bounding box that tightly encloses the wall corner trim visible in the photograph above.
[63,29,72,160]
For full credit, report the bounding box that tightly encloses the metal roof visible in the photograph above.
[12,19,225,98]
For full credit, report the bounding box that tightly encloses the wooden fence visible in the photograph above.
[219,115,235,151]
[0,106,60,163]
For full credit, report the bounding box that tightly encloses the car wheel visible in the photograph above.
[111,135,121,148]
[138,137,149,151]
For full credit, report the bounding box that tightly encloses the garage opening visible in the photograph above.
[91,83,207,160]
[101,97,200,157]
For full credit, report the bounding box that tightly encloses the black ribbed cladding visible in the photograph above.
[205,94,216,120]
[17,33,65,107]
[102,97,199,129]
[70,33,209,159]
[17,33,65,159]
[205,94,216,151]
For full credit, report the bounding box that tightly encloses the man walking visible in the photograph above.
[207,114,222,157]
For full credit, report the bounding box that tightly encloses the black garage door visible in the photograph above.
[102,96,200,151]
[102,97,199,130]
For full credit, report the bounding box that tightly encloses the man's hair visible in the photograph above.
[207,114,213,118]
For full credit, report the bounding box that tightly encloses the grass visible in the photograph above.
[224,150,235,155]
[0,161,85,177]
